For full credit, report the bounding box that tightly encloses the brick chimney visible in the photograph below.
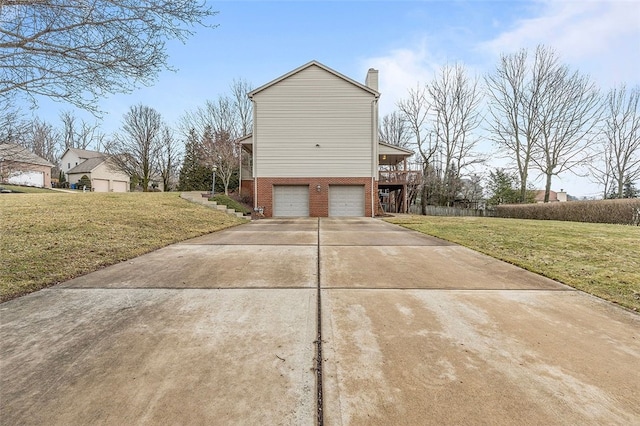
[365,68,378,92]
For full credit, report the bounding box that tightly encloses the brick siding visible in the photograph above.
[255,177,377,217]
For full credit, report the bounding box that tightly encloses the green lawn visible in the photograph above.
[0,184,55,194]
[0,192,244,302]
[387,215,640,312]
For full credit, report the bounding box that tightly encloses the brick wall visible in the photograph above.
[255,177,376,217]
[240,180,253,200]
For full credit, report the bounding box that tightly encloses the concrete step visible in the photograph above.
[181,192,249,221]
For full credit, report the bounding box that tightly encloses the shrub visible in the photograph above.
[77,175,92,191]
[495,199,640,225]
[209,194,251,214]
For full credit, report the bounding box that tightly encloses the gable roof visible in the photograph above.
[62,147,106,161]
[0,143,54,167]
[248,60,380,98]
[534,190,558,202]
[67,157,107,174]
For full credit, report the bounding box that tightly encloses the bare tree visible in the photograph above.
[108,104,163,191]
[589,140,615,199]
[180,96,238,140]
[0,1,217,112]
[198,127,237,195]
[597,84,640,198]
[379,111,411,148]
[179,83,253,194]
[0,106,29,144]
[485,48,541,203]
[429,63,484,205]
[157,125,181,191]
[398,84,436,214]
[28,118,59,164]
[59,111,104,150]
[230,78,254,137]
[531,51,602,202]
[486,45,602,203]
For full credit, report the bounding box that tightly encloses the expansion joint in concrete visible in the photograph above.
[315,217,324,426]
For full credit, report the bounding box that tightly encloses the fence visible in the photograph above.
[411,205,493,217]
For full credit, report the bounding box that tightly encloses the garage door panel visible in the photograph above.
[329,185,365,217]
[93,179,109,192]
[8,171,44,187]
[112,181,128,192]
[273,186,309,217]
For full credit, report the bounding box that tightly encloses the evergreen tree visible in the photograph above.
[487,168,521,206]
[177,129,212,191]
[622,177,639,198]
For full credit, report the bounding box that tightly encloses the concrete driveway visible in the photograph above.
[1,218,638,425]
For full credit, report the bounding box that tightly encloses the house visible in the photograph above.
[0,143,54,188]
[534,189,568,203]
[61,148,130,192]
[239,60,413,217]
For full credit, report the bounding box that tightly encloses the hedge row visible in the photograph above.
[495,199,640,225]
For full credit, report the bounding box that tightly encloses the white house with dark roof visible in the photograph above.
[61,148,130,192]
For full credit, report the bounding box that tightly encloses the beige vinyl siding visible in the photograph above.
[91,162,130,184]
[253,65,376,178]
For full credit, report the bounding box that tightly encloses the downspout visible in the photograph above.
[251,98,258,211]
[371,95,379,217]
[238,139,242,197]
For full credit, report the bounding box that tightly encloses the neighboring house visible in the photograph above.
[534,189,568,203]
[61,148,130,192]
[239,60,413,217]
[0,143,54,188]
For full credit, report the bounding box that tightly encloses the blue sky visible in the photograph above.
[33,0,640,198]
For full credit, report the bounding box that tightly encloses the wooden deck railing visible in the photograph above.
[378,170,421,184]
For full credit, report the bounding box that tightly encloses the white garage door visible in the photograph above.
[273,185,309,217]
[329,185,365,217]
[112,180,128,192]
[8,171,44,187]
[92,179,109,192]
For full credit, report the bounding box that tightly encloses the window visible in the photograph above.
[67,163,70,169]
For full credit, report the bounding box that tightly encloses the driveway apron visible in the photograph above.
[1,218,639,425]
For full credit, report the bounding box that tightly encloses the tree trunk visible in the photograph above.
[544,173,553,203]
[617,176,625,199]
[519,170,528,203]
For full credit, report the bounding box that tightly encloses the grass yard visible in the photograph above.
[0,184,54,194]
[387,215,640,312]
[0,192,244,302]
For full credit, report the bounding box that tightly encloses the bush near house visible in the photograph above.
[495,199,640,225]
[77,175,92,191]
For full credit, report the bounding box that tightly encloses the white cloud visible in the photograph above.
[360,41,440,116]
[481,0,640,87]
